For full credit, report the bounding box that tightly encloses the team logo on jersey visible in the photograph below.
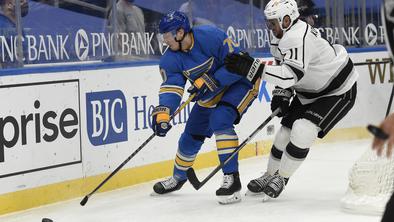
[75,29,90,61]
[364,23,378,46]
[86,90,128,146]
[182,57,214,80]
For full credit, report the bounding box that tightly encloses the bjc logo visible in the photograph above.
[86,90,128,146]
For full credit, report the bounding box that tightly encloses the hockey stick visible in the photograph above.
[360,3,394,137]
[353,59,393,112]
[187,108,280,190]
[386,83,394,117]
[367,124,389,140]
[382,0,394,60]
[80,93,196,206]
[382,1,394,117]
[353,59,394,116]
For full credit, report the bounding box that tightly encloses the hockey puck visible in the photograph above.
[42,218,53,222]
[367,125,389,140]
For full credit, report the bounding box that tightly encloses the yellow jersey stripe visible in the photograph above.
[238,79,260,114]
[197,90,226,108]
[159,87,184,97]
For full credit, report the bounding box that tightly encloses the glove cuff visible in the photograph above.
[152,106,170,123]
[247,58,265,84]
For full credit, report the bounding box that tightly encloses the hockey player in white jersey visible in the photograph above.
[225,0,358,199]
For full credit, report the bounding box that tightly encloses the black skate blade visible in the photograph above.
[186,168,201,190]
[367,125,389,140]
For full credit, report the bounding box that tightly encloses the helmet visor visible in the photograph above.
[157,30,177,45]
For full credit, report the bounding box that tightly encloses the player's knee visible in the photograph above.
[273,126,291,151]
[290,119,319,148]
[209,105,237,131]
[178,132,205,155]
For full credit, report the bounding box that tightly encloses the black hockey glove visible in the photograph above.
[271,87,293,117]
[151,106,172,137]
[187,73,219,102]
[224,52,265,84]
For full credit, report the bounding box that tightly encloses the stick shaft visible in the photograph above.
[82,94,195,202]
[189,108,280,189]
[386,83,394,117]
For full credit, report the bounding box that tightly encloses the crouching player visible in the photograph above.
[151,11,260,204]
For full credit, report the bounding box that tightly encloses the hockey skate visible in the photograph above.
[152,177,186,195]
[216,172,242,204]
[262,173,287,199]
[246,172,273,196]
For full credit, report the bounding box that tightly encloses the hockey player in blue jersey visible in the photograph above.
[151,11,259,204]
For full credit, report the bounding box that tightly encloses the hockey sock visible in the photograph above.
[215,128,239,174]
[279,119,319,178]
[267,126,291,175]
[268,146,284,175]
[279,142,310,178]
[173,133,204,180]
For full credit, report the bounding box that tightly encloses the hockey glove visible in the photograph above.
[187,73,219,102]
[271,87,293,117]
[151,106,172,137]
[224,52,265,84]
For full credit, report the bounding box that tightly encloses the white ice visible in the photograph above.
[0,139,382,222]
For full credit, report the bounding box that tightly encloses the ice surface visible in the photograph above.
[0,139,381,222]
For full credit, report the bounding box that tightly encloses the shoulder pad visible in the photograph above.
[279,22,308,50]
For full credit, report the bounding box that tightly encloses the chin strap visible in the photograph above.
[175,31,190,51]
[282,18,299,31]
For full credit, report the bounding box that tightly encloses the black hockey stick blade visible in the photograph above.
[80,196,89,206]
[186,168,201,190]
[79,95,195,206]
[367,124,389,140]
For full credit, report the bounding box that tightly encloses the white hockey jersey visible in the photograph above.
[264,20,359,104]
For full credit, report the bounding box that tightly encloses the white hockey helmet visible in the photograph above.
[264,0,300,31]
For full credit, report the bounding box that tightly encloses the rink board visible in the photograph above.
[0,50,391,215]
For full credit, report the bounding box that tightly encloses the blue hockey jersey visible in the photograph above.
[158,25,244,114]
